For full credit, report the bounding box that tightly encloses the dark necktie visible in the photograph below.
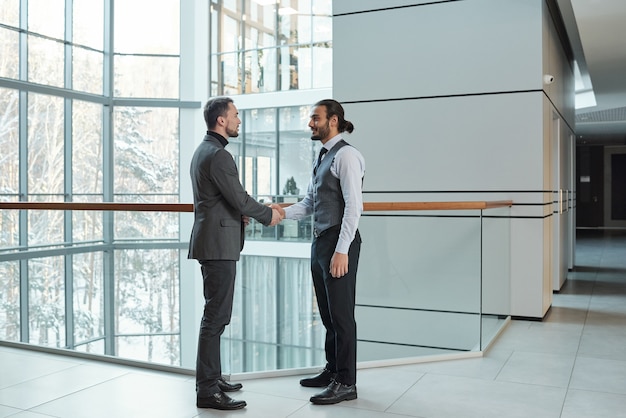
[314,147,328,175]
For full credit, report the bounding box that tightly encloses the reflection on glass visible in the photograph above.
[223,256,324,374]
[243,108,277,198]
[212,0,331,94]
[278,105,315,201]
[219,52,241,95]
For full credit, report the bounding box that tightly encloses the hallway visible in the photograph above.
[1,229,625,417]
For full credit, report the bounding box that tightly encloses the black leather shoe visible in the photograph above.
[196,392,246,410]
[300,368,336,387]
[218,377,243,392]
[310,380,357,405]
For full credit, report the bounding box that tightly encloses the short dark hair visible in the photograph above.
[203,97,234,129]
[313,99,354,133]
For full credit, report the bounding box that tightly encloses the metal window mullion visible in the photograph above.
[64,0,75,350]
[18,0,29,343]
[275,257,282,368]
[275,108,280,197]
[102,0,116,357]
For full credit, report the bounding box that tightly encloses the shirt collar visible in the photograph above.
[321,134,343,151]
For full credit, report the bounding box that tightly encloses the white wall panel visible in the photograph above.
[334,0,543,103]
[344,92,544,192]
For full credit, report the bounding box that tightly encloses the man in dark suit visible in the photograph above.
[188,96,282,410]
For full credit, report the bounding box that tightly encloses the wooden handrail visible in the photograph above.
[0,201,512,212]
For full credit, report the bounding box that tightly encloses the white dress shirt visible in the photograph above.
[284,134,365,254]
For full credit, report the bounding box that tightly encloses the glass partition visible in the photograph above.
[0,202,510,375]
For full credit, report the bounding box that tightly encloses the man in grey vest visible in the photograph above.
[274,99,365,405]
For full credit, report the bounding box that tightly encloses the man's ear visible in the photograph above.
[330,114,338,128]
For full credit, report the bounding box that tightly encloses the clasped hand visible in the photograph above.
[269,203,285,226]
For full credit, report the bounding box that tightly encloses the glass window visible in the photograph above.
[114,55,179,98]
[244,1,276,49]
[0,200,19,249]
[312,12,331,43]
[73,100,103,195]
[0,0,19,27]
[73,47,104,94]
[279,45,299,90]
[219,52,241,95]
[114,248,180,365]
[29,202,64,246]
[114,0,180,54]
[114,195,179,240]
[312,42,331,88]
[222,14,240,52]
[28,0,65,40]
[0,261,19,342]
[278,105,315,198]
[73,251,104,351]
[72,200,103,244]
[28,36,65,87]
[73,0,104,49]
[28,93,64,195]
[113,107,179,195]
[29,256,66,347]
[0,28,19,79]
[243,108,277,200]
[0,88,19,195]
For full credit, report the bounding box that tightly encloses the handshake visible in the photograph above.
[269,203,286,227]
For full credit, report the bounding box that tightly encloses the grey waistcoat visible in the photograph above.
[313,140,349,236]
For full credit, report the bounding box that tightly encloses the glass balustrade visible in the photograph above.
[0,200,510,376]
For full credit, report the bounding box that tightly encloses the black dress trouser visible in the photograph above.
[196,259,237,396]
[310,227,362,386]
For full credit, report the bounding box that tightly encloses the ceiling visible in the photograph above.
[557,0,626,142]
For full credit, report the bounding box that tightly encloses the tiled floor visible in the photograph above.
[1,229,626,418]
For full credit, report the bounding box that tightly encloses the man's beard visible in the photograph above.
[226,127,239,138]
[311,122,329,141]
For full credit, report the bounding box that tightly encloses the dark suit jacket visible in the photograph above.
[188,132,272,261]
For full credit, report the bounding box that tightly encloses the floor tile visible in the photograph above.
[496,351,575,388]
[561,389,626,418]
[387,373,566,418]
[569,357,626,395]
